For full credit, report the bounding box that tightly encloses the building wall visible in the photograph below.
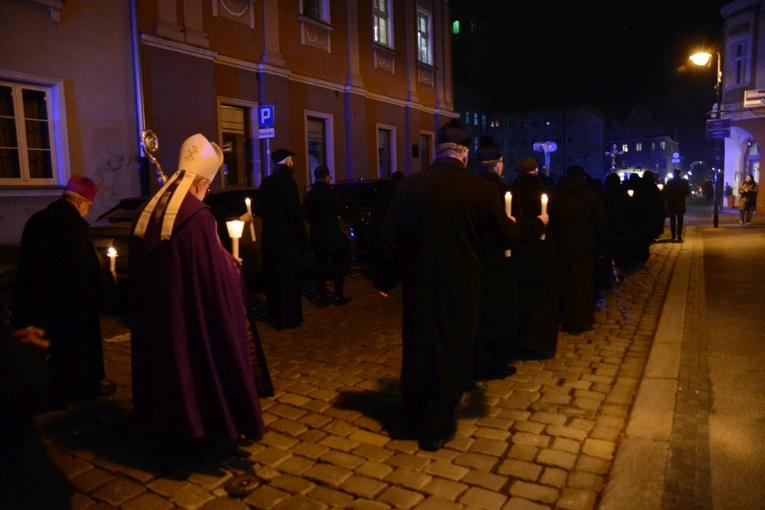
[0,0,139,244]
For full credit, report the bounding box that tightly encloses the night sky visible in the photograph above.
[481,0,730,165]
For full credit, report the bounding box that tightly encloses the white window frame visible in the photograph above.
[373,0,394,48]
[622,144,629,152]
[728,38,751,87]
[416,7,433,66]
[216,96,261,187]
[0,70,70,192]
[300,0,330,24]
[304,110,335,188]
[636,142,643,152]
[376,123,397,178]
[660,141,666,150]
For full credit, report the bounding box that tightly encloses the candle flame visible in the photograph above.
[245,197,251,205]
[107,247,117,257]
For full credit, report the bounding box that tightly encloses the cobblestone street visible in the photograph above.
[42,236,682,510]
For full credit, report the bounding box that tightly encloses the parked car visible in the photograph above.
[332,176,397,259]
[88,186,354,288]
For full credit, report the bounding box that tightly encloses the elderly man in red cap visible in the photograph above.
[10,175,116,404]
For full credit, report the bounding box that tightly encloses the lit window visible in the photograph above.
[622,144,629,152]
[219,104,255,187]
[660,141,666,150]
[465,111,470,123]
[417,8,433,66]
[451,20,459,34]
[373,0,393,47]
[481,115,486,129]
[305,111,335,185]
[636,142,643,151]
[652,142,656,150]
[473,113,478,126]
[731,40,750,86]
[301,0,329,23]
[0,78,65,186]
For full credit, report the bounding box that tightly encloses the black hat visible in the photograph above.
[437,118,472,147]
[566,165,586,177]
[271,148,295,164]
[477,135,502,162]
[314,165,330,179]
[515,156,538,173]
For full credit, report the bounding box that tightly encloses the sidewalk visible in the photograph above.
[39,213,697,510]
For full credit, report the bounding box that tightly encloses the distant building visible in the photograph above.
[487,105,606,181]
[720,0,764,209]
[607,106,680,183]
[0,0,457,244]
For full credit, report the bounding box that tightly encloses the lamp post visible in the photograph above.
[690,50,723,228]
[533,141,557,176]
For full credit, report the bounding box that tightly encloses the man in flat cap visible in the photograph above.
[473,138,547,382]
[10,175,116,404]
[380,119,521,451]
[511,156,561,360]
[259,148,309,329]
[130,133,271,444]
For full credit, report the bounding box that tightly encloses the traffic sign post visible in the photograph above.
[705,118,730,139]
[257,105,275,176]
[258,105,274,127]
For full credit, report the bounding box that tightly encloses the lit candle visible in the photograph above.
[504,192,512,257]
[657,183,664,191]
[628,189,634,197]
[226,220,245,260]
[541,193,548,240]
[245,197,256,241]
[107,247,117,273]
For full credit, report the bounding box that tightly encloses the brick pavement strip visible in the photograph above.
[39,241,679,509]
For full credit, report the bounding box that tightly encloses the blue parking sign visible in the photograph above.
[258,105,274,127]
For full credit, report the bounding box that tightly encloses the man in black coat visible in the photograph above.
[511,157,561,359]
[10,176,115,403]
[474,140,547,380]
[665,168,691,242]
[303,165,352,307]
[380,119,520,451]
[260,148,310,329]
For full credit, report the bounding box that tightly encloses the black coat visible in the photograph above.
[665,176,690,214]
[259,165,309,259]
[302,180,347,253]
[549,176,608,260]
[10,198,101,326]
[512,173,558,282]
[380,157,519,397]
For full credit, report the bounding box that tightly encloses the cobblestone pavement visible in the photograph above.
[40,234,684,510]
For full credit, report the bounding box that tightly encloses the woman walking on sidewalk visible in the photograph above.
[738,173,758,226]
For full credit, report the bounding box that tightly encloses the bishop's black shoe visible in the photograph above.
[418,432,456,452]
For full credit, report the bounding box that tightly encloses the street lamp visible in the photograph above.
[690,50,723,227]
[533,141,557,176]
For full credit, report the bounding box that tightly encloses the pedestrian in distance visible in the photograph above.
[130,133,272,446]
[302,165,353,307]
[665,168,691,242]
[380,119,520,452]
[259,148,310,329]
[474,137,548,381]
[10,175,116,405]
[737,173,758,226]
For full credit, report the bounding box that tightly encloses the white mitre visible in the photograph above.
[133,133,223,240]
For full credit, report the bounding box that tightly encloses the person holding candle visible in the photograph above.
[548,165,608,336]
[380,120,520,451]
[302,165,353,307]
[130,133,272,445]
[473,137,547,381]
[259,148,310,329]
[10,175,116,404]
[510,157,560,360]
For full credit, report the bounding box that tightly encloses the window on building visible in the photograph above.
[555,154,562,163]
[568,155,574,163]
[420,132,432,172]
[219,105,253,187]
[544,116,551,126]
[555,115,562,125]
[636,161,643,170]
[520,120,527,128]
[555,135,562,144]
[473,113,478,126]
[508,119,515,129]
[731,40,750,86]
[470,22,477,35]
[373,0,393,47]
[660,141,666,150]
[509,138,515,148]
[451,20,459,34]
[301,0,329,23]
[636,142,643,152]
[0,80,63,186]
[531,118,538,127]
[621,160,628,169]
[567,134,574,143]
[481,114,486,130]
[377,125,395,177]
[622,144,629,152]
[652,142,656,150]
[306,112,334,184]
[509,155,516,164]
[567,114,574,124]
[520,136,526,147]
[417,8,433,65]
[465,111,470,123]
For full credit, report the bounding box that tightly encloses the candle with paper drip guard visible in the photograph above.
[504,192,512,257]
[107,247,118,273]
[245,198,256,241]
[226,220,245,260]
[627,189,634,198]
[657,183,664,191]
[541,193,548,240]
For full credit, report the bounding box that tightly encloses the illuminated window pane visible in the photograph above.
[452,20,459,34]
[417,10,432,65]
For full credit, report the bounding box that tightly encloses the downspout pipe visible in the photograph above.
[130,0,149,195]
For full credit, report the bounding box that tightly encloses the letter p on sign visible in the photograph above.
[258,105,274,127]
